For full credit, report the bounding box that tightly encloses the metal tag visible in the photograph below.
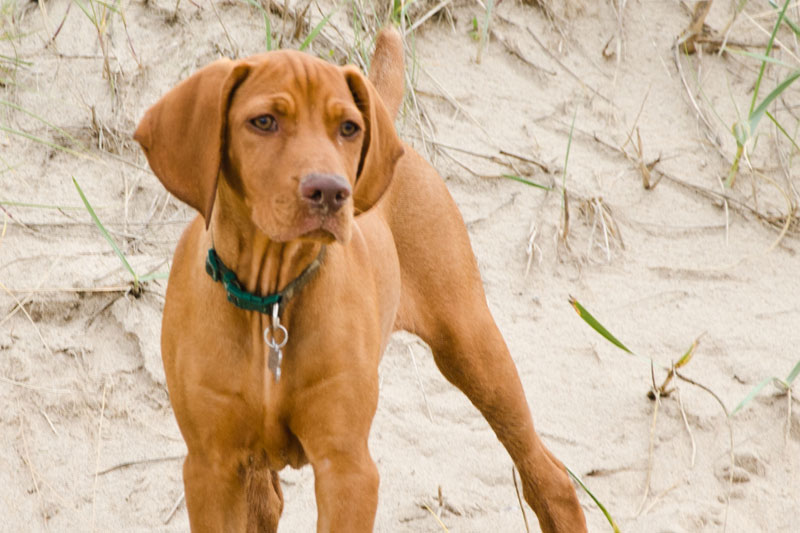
[264,303,288,382]
[267,342,283,382]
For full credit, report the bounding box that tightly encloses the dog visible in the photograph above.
[134,27,586,533]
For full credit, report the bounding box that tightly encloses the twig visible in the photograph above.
[422,503,450,532]
[525,222,542,277]
[404,69,435,159]
[91,381,110,532]
[493,30,556,76]
[636,373,660,516]
[551,118,797,236]
[0,375,74,394]
[672,44,718,142]
[20,416,49,530]
[595,198,612,262]
[40,409,59,437]
[512,467,530,533]
[785,388,792,448]
[418,64,495,142]
[98,454,185,476]
[6,285,133,294]
[621,86,651,154]
[0,279,52,353]
[674,370,733,531]
[407,135,549,173]
[45,2,71,47]
[163,491,185,524]
[499,149,551,173]
[641,479,682,515]
[408,345,434,423]
[405,0,452,36]
[1,251,61,330]
[676,384,696,468]
[716,174,730,245]
[210,0,239,55]
[525,27,612,105]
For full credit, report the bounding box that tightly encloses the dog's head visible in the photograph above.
[134,50,403,244]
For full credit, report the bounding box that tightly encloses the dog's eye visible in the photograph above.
[251,115,277,132]
[340,120,360,138]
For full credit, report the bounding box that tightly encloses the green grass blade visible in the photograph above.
[748,0,791,117]
[569,297,633,354]
[0,200,87,210]
[139,271,169,282]
[1,99,87,149]
[0,54,33,67]
[769,0,800,37]
[501,174,551,191]
[765,110,800,154]
[747,69,800,135]
[400,0,417,20]
[264,12,273,51]
[243,0,272,50]
[785,360,800,385]
[72,177,139,289]
[72,0,95,23]
[675,338,699,368]
[0,125,94,160]
[731,376,777,416]
[562,108,577,198]
[476,0,494,62]
[729,49,792,68]
[93,0,120,13]
[299,5,339,51]
[565,466,620,533]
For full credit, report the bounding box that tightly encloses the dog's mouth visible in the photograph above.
[253,197,352,244]
[300,227,337,242]
[267,212,349,244]
[300,214,349,242]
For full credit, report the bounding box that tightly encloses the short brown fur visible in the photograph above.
[135,27,586,533]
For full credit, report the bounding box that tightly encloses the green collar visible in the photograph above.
[205,245,326,316]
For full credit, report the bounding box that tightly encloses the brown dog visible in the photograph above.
[134,28,586,533]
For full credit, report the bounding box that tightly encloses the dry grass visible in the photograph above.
[1,1,798,531]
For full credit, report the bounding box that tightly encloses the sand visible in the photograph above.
[1,0,798,531]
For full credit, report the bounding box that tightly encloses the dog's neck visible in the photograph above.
[208,178,324,298]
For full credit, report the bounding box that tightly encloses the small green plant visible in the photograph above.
[569,296,700,395]
[391,0,416,26]
[72,177,165,296]
[475,0,494,64]
[0,99,98,160]
[243,0,274,51]
[568,297,724,526]
[73,0,118,90]
[565,466,620,533]
[468,16,480,41]
[569,297,633,354]
[726,0,800,187]
[299,5,339,52]
[501,174,551,190]
[731,360,800,415]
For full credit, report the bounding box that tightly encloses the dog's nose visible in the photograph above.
[299,173,351,213]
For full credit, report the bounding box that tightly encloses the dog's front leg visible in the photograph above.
[311,444,379,531]
[183,452,248,533]
[290,375,380,532]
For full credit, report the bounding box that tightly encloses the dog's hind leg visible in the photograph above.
[389,152,587,533]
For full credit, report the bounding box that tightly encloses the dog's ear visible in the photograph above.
[343,66,404,214]
[134,59,250,226]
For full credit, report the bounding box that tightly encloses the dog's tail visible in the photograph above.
[368,27,404,121]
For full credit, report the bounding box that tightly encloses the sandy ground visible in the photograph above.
[2,0,799,531]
